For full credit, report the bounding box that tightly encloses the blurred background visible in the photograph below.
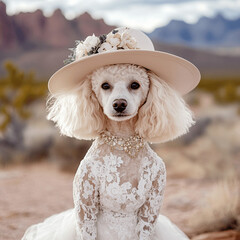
[0,0,240,239]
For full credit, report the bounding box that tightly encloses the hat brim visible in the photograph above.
[48,49,201,95]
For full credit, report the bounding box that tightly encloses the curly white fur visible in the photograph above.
[47,76,106,140]
[47,63,195,143]
[135,72,195,142]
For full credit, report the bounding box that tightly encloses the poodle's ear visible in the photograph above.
[135,72,195,143]
[47,76,106,140]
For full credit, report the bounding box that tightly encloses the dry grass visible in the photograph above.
[155,137,238,180]
[155,103,240,180]
[155,147,207,179]
[189,177,240,235]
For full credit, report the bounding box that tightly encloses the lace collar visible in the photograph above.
[99,131,145,157]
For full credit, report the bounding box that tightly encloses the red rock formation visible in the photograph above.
[44,9,76,47]
[0,1,18,50]
[0,2,116,51]
[74,12,114,39]
[12,9,46,48]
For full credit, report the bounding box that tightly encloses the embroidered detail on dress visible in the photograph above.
[73,140,166,240]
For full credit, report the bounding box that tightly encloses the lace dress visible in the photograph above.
[21,137,189,240]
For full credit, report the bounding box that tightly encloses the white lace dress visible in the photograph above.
[21,138,189,240]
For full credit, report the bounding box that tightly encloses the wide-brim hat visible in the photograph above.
[48,27,200,95]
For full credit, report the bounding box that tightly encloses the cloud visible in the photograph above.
[3,0,240,32]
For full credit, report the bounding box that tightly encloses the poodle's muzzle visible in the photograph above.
[113,99,127,113]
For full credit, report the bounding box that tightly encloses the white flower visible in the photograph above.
[109,37,121,47]
[75,43,88,60]
[83,34,100,51]
[75,34,100,60]
[119,31,137,49]
[106,32,121,47]
[98,42,117,53]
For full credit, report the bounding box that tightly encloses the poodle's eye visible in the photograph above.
[101,82,111,90]
[130,82,140,90]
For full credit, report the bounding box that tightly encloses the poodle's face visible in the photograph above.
[91,64,149,121]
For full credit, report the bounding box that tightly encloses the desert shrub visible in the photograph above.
[0,61,47,131]
[0,62,48,166]
[197,76,240,104]
[189,177,240,235]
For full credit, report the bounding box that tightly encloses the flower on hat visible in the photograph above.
[119,31,137,49]
[98,42,117,53]
[107,31,121,46]
[64,28,138,65]
[75,34,100,60]
[98,31,121,53]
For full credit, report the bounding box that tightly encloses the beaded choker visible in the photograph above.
[100,131,145,157]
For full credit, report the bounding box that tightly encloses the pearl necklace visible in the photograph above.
[100,131,145,157]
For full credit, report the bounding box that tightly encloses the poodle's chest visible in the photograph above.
[83,140,164,212]
[95,151,155,212]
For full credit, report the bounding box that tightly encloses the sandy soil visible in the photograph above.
[0,162,212,240]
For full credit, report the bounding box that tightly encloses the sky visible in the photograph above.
[3,0,240,32]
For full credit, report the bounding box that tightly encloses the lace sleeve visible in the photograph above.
[137,159,166,240]
[73,158,99,240]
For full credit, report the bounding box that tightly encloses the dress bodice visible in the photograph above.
[73,139,166,240]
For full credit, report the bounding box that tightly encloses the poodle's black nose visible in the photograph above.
[113,99,127,113]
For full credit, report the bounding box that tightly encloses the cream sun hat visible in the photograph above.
[48,27,201,95]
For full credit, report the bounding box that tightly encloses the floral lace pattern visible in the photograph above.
[73,139,166,240]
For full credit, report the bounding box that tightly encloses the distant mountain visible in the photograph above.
[149,14,240,48]
[0,1,115,51]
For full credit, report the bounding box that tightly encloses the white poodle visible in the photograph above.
[44,63,194,239]
[22,27,200,240]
